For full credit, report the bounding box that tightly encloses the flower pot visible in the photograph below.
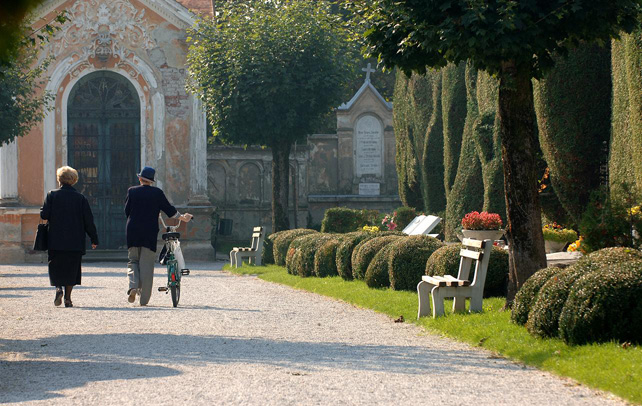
[544,240,567,253]
[461,229,504,241]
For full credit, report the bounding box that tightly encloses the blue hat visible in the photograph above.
[138,166,155,182]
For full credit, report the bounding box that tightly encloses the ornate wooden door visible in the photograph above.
[67,71,140,249]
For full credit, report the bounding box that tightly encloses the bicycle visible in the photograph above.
[158,214,190,307]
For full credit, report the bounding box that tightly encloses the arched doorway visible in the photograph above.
[67,71,141,249]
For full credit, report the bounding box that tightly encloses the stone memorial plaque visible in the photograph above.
[359,183,380,196]
[355,115,382,177]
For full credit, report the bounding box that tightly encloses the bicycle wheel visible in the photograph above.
[170,284,180,307]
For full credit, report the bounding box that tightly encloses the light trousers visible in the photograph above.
[127,246,156,306]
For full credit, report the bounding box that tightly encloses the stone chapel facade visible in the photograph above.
[0,0,400,263]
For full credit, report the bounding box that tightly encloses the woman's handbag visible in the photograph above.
[33,221,48,251]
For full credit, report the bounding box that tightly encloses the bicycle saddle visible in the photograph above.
[162,232,180,240]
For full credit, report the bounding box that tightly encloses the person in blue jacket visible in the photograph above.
[125,166,192,305]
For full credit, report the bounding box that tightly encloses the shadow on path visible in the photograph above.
[0,333,520,382]
[0,359,179,403]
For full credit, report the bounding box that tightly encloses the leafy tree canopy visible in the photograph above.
[0,0,47,66]
[0,13,67,146]
[186,0,357,148]
[350,1,642,78]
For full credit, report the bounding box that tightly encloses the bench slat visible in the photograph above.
[460,248,482,260]
[422,276,447,287]
[253,227,263,232]
[462,238,484,248]
[252,233,262,238]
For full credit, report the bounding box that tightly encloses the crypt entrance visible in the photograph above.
[67,71,141,249]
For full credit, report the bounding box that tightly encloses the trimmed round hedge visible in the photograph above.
[526,247,642,339]
[352,235,404,280]
[335,232,374,280]
[526,268,584,338]
[389,235,444,291]
[285,234,317,275]
[365,244,396,288]
[314,237,342,278]
[272,229,318,266]
[559,262,642,345]
[510,267,563,325]
[288,234,335,277]
[574,247,642,270]
[424,243,509,297]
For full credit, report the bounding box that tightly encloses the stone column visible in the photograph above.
[188,97,209,205]
[0,140,19,206]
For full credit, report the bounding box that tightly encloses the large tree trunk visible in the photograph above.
[271,142,291,233]
[498,61,548,306]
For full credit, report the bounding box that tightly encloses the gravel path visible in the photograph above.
[0,262,626,405]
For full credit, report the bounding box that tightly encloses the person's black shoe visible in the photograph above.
[127,288,137,303]
[64,299,73,308]
[54,288,63,307]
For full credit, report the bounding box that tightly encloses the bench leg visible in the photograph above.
[229,251,235,267]
[453,294,467,313]
[234,252,242,268]
[417,281,432,319]
[431,286,445,318]
[469,294,483,313]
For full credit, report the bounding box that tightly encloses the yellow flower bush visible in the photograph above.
[362,225,380,233]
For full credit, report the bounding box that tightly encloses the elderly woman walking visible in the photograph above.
[40,166,99,307]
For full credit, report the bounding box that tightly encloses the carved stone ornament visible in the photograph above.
[52,0,157,61]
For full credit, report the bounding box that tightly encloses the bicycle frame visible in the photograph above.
[159,215,189,306]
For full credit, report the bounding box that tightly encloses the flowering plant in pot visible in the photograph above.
[461,211,504,241]
[542,223,578,253]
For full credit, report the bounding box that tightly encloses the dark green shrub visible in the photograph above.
[272,229,318,266]
[510,267,563,325]
[290,234,335,277]
[394,206,417,230]
[424,243,509,297]
[336,232,374,280]
[610,30,642,203]
[559,262,642,345]
[314,237,342,278]
[526,268,584,338]
[320,207,379,233]
[533,43,611,224]
[352,235,404,280]
[262,233,275,265]
[365,244,396,288]
[578,188,637,253]
[389,235,444,291]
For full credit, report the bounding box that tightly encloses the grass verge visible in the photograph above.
[225,263,642,404]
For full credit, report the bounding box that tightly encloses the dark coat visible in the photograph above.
[125,185,178,252]
[40,185,99,254]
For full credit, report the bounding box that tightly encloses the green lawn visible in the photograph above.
[225,263,642,404]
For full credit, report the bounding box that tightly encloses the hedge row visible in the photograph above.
[352,235,404,280]
[272,229,317,266]
[513,247,642,345]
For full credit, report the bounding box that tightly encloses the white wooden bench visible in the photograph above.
[417,238,492,318]
[229,226,264,268]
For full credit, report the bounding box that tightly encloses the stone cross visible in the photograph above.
[362,63,375,82]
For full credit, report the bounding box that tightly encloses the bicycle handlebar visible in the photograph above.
[159,214,182,232]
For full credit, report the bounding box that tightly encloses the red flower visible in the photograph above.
[462,211,502,230]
